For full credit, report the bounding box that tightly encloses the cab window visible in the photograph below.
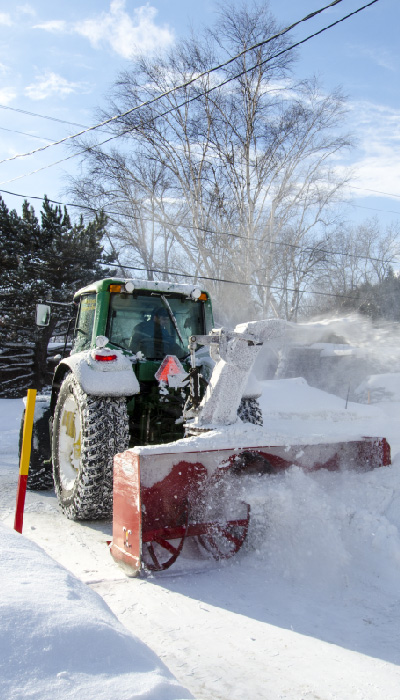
[107,292,205,359]
[73,294,96,352]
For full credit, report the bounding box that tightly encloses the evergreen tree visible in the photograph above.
[339,267,400,322]
[0,195,114,396]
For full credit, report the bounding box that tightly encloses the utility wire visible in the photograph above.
[347,201,400,216]
[1,185,396,267]
[0,0,357,166]
[27,256,360,301]
[86,260,371,302]
[0,103,89,129]
[0,126,54,143]
[0,135,116,187]
[0,0,380,186]
[348,184,400,200]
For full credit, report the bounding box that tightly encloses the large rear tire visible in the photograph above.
[52,374,129,520]
[19,400,53,491]
[237,397,263,426]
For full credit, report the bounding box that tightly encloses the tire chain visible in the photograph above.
[53,375,129,521]
[237,397,263,426]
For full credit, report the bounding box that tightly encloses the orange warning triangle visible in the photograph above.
[155,355,184,382]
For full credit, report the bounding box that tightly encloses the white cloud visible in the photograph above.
[17,4,36,16]
[0,87,16,104]
[348,44,396,72]
[33,1,174,58]
[0,13,12,26]
[343,101,400,199]
[33,20,68,32]
[24,72,85,100]
[77,1,174,57]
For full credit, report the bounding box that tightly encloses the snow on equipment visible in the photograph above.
[111,320,391,573]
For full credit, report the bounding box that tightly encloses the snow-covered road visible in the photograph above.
[2,384,400,699]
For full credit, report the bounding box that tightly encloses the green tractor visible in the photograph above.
[28,278,214,520]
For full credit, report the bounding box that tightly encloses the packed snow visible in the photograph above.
[1,318,400,699]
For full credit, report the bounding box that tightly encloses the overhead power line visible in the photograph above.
[0,135,116,187]
[348,201,400,216]
[0,126,55,143]
[0,0,362,166]
[1,185,396,267]
[348,184,400,200]
[26,255,361,302]
[88,261,369,302]
[0,103,89,129]
[0,0,380,187]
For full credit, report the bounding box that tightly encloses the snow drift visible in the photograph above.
[0,523,192,700]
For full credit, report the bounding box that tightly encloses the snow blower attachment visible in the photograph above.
[111,320,391,574]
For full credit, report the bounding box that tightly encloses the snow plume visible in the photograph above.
[242,460,400,596]
[295,314,400,370]
[263,313,400,400]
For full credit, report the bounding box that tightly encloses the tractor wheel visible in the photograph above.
[237,397,263,426]
[141,500,190,572]
[19,402,53,491]
[195,471,250,560]
[52,373,129,520]
[197,503,250,560]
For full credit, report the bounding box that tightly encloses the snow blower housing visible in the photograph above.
[111,319,391,573]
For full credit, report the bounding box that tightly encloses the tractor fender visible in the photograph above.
[54,349,140,398]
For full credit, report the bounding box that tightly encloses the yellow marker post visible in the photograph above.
[14,388,37,534]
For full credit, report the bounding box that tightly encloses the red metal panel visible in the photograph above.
[141,460,208,536]
[110,451,142,574]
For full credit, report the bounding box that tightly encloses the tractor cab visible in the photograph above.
[71,278,212,357]
[69,278,213,445]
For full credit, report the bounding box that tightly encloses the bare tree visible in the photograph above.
[306,218,400,317]
[70,1,351,322]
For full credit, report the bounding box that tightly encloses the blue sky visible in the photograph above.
[0,0,399,229]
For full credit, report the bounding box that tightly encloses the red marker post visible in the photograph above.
[14,389,37,534]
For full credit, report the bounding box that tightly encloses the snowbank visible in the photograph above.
[0,524,192,700]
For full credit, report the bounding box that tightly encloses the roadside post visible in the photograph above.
[14,389,37,534]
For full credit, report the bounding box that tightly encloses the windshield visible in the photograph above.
[107,292,205,360]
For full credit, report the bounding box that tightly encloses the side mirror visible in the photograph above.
[36,303,51,327]
[48,353,62,364]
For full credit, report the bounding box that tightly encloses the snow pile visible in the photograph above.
[257,376,372,416]
[0,523,192,700]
